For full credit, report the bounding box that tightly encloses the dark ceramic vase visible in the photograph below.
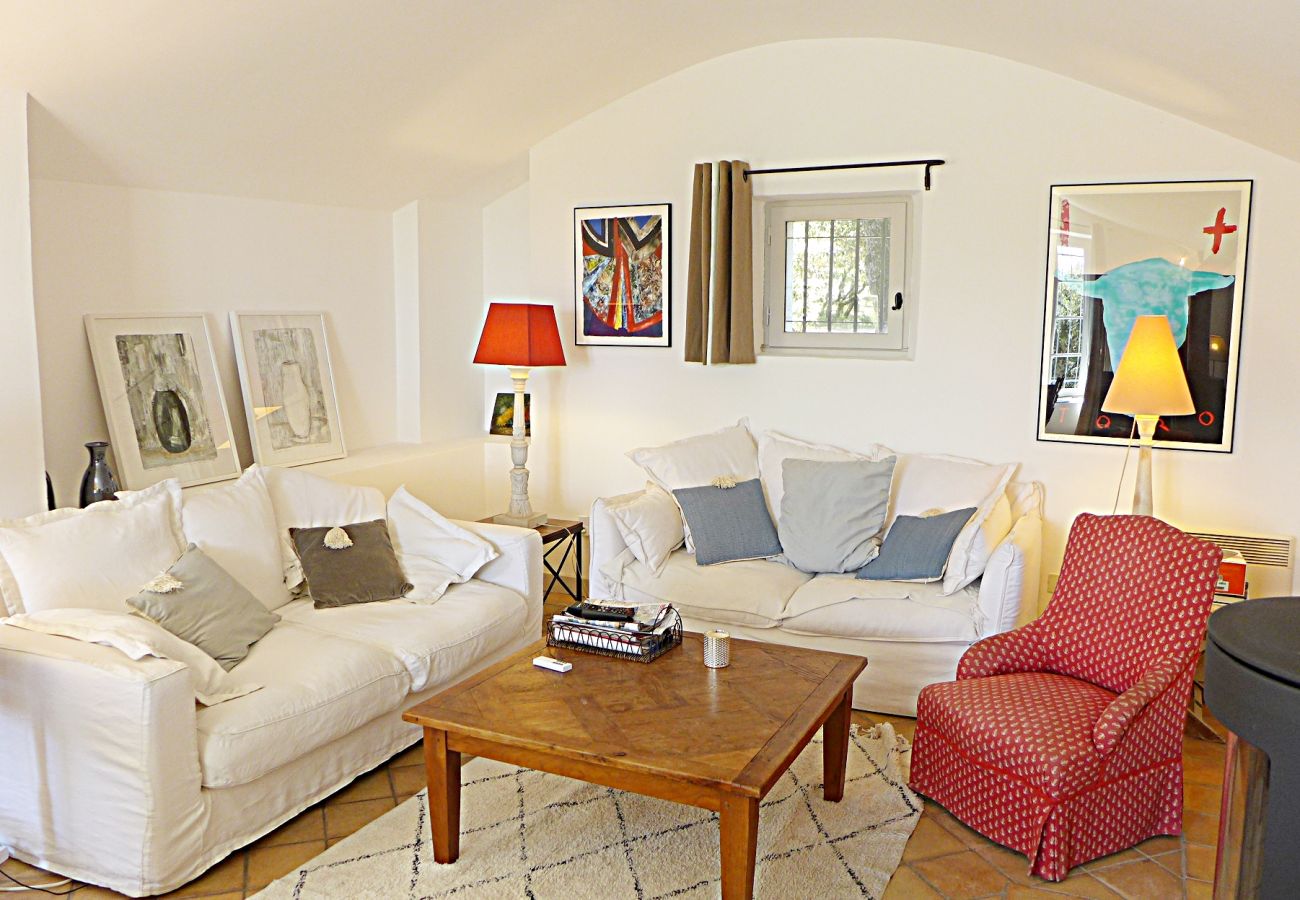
[152,388,193,454]
[79,441,120,507]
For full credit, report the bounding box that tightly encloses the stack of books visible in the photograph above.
[549,601,680,661]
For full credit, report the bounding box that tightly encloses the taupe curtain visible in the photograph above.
[684,163,711,363]
[684,160,755,364]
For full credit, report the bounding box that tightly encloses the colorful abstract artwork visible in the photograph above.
[1038,181,1252,452]
[574,203,670,347]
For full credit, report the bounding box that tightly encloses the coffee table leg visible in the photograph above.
[423,727,461,863]
[719,794,759,900]
[823,688,852,802]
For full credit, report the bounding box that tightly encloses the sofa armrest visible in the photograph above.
[0,625,205,896]
[454,520,543,625]
[976,507,1043,637]
[589,491,644,601]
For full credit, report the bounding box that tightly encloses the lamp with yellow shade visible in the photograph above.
[1102,315,1195,517]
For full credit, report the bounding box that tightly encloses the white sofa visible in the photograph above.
[591,480,1043,716]
[0,472,543,897]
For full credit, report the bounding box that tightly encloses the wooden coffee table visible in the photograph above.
[402,633,866,899]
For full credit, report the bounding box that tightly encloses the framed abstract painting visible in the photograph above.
[574,203,671,347]
[1037,180,1252,452]
[230,311,346,467]
[84,313,241,489]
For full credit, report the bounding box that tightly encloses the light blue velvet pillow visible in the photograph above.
[778,457,896,573]
[857,507,977,582]
[672,479,782,566]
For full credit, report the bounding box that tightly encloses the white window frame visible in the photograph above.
[761,195,916,358]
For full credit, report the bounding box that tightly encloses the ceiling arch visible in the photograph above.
[2,1,1295,208]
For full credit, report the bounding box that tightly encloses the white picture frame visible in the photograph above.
[229,311,346,467]
[84,313,241,489]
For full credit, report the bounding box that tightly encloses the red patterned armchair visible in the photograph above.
[909,514,1222,881]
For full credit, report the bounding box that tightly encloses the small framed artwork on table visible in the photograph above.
[230,311,346,467]
[574,203,671,347]
[84,313,242,489]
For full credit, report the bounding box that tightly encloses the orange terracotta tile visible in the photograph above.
[1184,782,1223,816]
[1136,834,1181,856]
[883,865,944,899]
[902,816,968,862]
[391,764,428,798]
[324,797,396,839]
[389,743,424,767]
[155,850,245,897]
[1186,842,1216,881]
[1081,848,1144,871]
[246,840,326,891]
[1091,859,1183,899]
[327,768,392,804]
[910,850,1009,898]
[1186,879,1214,899]
[1184,810,1219,845]
[253,808,325,849]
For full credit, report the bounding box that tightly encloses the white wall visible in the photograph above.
[0,91,46,517]
[486,39,1300,595]
[30,180,397,503]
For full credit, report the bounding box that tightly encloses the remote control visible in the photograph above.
[533,656,572,673]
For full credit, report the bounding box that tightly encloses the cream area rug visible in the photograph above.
[254,724,920,899]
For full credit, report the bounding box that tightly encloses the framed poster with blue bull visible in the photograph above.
[1037,181,1251,452]
[574,203,671,347]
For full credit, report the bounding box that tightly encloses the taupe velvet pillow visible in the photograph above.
[127,544,281,670]
[290,519,412,609]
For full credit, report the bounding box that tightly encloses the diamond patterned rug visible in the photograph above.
[253,724,920,899]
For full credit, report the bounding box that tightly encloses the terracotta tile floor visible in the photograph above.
[2,586,1228,898]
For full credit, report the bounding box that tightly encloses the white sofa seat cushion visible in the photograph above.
[601,548,811,628]
[780,574,982,643]
[279,580,530,693]
[196,622,410,788]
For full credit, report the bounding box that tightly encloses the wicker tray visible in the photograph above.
[548,608,682,663]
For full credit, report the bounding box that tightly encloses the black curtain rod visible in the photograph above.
[742,159,945,189]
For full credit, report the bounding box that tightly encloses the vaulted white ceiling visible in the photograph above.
[2,1,1295,209]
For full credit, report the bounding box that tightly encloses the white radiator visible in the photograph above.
[1183,529,1295,599]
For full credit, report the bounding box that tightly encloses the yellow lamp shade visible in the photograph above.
[1102,315,1195,416]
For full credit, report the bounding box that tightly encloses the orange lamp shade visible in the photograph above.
[1102,315,1195,416]
[473,303,566,368]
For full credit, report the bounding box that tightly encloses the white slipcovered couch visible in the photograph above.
[0,466,542,897]
[591,427,1044,716]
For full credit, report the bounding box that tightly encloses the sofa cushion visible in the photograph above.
[291,519,412,608]
[388,487,498,598]
[600,548,810,628]
[780,574,982,643]
[779,457,895,574]
[260,465,387,591]
[757,429,893,519]
[196,622,410,788]
[672,479,781,566]
[0,479,185,616]
[181,467,290,611]
[279,579,530,693]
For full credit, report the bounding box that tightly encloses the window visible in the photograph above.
[1048,246,1090,395]
[763,197,911,354]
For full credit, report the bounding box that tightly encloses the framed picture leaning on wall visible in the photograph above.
[1037,180,1252,453]
[574,203,671,347]
[84,313,241,489]
[230,311,346,467]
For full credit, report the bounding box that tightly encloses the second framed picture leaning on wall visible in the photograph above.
[574,203,670,347]
[230,311,346,467]
[1037,180,1252,453]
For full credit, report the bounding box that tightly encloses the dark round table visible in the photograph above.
[1204,596,1300,899]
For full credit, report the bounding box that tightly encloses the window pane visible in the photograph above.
[830,236,858,331]
[785,236,806,332]
[803,233,831,332]
[785,220,806,240]
[806,219,831,238]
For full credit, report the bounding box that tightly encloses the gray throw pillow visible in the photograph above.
[291,519,413,609]
[857,508,977,582]
[127,544,281,670]
[778,457,896,573]
[672,479,782,567]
